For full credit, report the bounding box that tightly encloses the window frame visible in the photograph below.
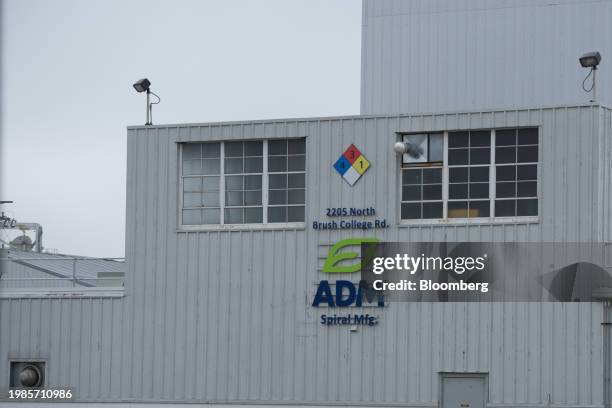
[178,138,307,231]
[398,128,540,226]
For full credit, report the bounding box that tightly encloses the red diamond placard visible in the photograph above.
[342,144,362,164]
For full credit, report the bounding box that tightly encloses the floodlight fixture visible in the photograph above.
[132,78,160,125]
[132,78,151,93]
[579,52,601,68]
[393,141,423,159]
[579,52,602,102]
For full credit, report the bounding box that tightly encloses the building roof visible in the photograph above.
[3,249,125,287]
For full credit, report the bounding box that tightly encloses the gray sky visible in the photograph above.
[1,0,361,257]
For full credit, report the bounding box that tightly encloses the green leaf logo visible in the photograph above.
[322,237,379,273]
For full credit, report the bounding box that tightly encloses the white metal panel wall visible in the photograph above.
[0,297,125,399]
[118,105,605,405]
[0,105,608,405]
[360,0,612,115]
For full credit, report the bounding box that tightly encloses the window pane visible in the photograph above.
[449,167,468,183]
[202,192,219,206]
[202,209,220,224]
[287,206,305,222]
[495,200,516,217]
[288,173,305,188]
[268,140,287,155]
[269,174,287,189]
[183,193,201,207]
[202,176,219,191]
[288,138,306,155]
[183,144,201,160]
[517,199,538,216]
[449,183,468,199]
[245,175,262,190]
[470,167,489,182]
[496,129,516,146]
[244,191,262,205]
[225,175,243,190]
[225,142,243,157]
[183,177,202,192]
[224,158,243,174]
[469,183,489,199]
[496,182,516,198]
[202,159,220,175]
[402,169,421,185]
[401,203,421,219]
[470,148,490,165]
[202,143,220,158]
[269,189,287,205]
[517,145,538,163]
[268,156,287,172]
[244,141,263,156]
[423,185,442,200]
[449,131,469,148]
[244,157,263,173]
[183,159,202,175]
[496,165,516,182]
[182,209,201,224]
[517,164,537,181]
[288,189,305,204]
[244,207,263,223]
[422,202,443,219]
[224,208,243,224]
[288,155,306,171]
[470,131,490,147]
[429,133,444,161]
[449,149,469,165]
[448,201,469,218]
[226,191,244,206]
[495,146,516,164]
[518,128,538,145]
[402,186,421,201]
[268,206,286,223]
[517,181,537,197]
[470,200,490,217]
[423,168,442,184]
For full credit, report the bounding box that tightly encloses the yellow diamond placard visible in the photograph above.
[352,155,370,175]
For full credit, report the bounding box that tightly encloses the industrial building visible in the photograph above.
[2,1,612,407]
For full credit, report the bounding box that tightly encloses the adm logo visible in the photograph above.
[312,238,384,308]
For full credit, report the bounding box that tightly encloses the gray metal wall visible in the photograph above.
[0,105,610,406]
[360,0,612,115]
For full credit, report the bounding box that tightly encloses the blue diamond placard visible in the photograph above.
[333,155,351,176]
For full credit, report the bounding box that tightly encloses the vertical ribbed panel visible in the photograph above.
[0,106,609,405]
[0,297,124,399]
[360,0,612,115]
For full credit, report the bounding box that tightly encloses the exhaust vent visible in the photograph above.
[9,361,45,388]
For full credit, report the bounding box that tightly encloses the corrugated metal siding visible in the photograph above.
[0,106,609,405]
[0,297,125,399]
[360,0,612,115]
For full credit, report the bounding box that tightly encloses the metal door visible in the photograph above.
[441,374,487,408]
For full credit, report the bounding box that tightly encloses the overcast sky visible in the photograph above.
[0,0,361,257]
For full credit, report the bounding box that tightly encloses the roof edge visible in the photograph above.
[127,103,605,131]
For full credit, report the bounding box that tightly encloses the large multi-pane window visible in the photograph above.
[180,138,306,226]
[181,142,221,225]
[494,128,538,216]
[268,139,306,222]
[399,128,538,221]
[447,130,491,218]
[224,141,264,224]
[400,133,444,219]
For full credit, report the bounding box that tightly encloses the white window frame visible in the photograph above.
[178,139,306,231]
[398,128,540,226]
